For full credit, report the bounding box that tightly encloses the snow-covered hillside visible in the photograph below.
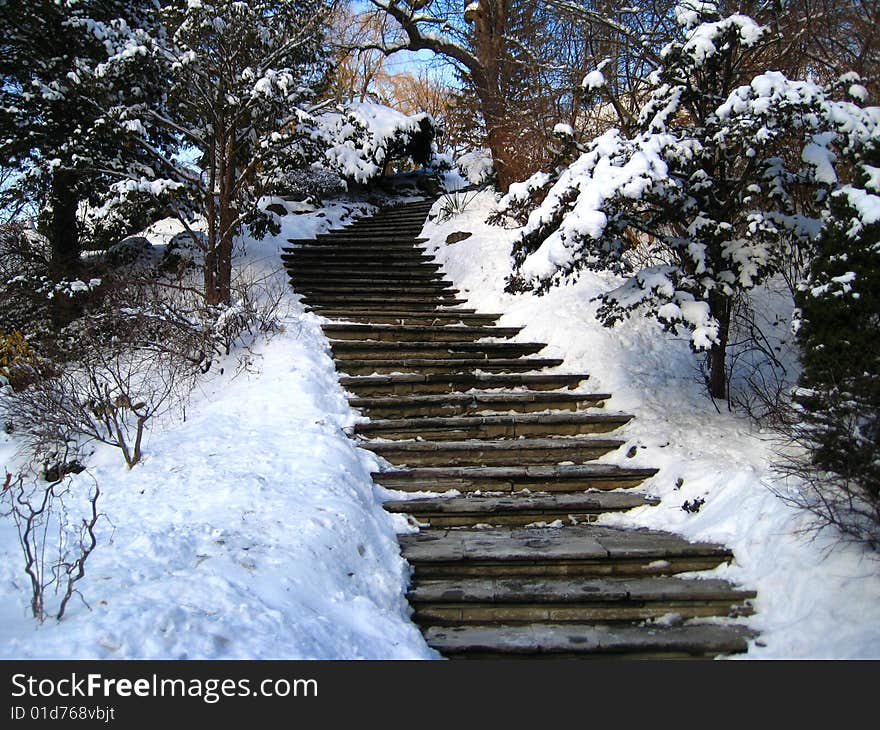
[0,203,435,659]
[421,190,880,659]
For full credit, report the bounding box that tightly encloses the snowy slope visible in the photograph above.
[0,203,435,659]
[421,190,880,659]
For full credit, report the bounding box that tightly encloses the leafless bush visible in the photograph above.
[2,457,102,622]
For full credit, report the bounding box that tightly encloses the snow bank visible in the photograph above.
[419,190,880,658]
[0,204,434,659]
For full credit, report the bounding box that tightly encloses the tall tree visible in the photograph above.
[0,1,166,278]
[103,0,333,305]
[503,3,878,399]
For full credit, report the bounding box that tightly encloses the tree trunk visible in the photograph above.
[707,293,732,400]
[48,171,80,279]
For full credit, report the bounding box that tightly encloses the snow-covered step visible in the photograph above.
[284,249,435,262]
[322,323,523,342]
[400,525,734,578]
[349,391,609,418]
[422,623,754,658]
[329,339,546,361]
[384,491,654,527]
[291,278,456,292]
[340,372,589,396]
[338,356,565,376]
[372,464,657,493]
[355,411,631,439]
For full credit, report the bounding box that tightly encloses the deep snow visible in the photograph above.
[0,201,435,659]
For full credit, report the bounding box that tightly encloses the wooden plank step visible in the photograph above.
[356,411,630,439]
[422,622,754,658]
[340,372,588,396]
[384,492,655,527]
[350,392,609,418]
[400,525,734,578]
[362,437,622,466]
[322,324,522,342]
[329,340,546,360]
[338,357,565,376]
[373,463,657,492]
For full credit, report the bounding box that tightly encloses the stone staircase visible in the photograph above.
[284,198,756,659]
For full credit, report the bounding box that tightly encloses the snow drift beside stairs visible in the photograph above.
[420,190,880,659]
[0,203,434,659]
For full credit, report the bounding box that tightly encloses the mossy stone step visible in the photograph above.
[356,411,631,439]
[330,340,546,361]
[384,492,655,527]
[338,357,565,376]
[373,464,657,492]
[350,391,609,418]
[340,372,588,396]
[322,324,522,342]
[400,524,734,578]
[362,437,622,466]
[422,622,754,658]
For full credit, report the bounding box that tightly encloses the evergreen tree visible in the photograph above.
[104,0,333,305]
[0,1,167,278]
[791,137,880,545]
[502,2,878,398]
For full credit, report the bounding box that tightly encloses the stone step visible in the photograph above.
[302,297,469,309]
[339,224,425,234]
[400,525,734,578]
[373,464,657,492]
[338,357,565,376]
[356,412,631,439]
[283,244,426,256]
[312,232,428,240]
[322,324,523,342]
[290,261,443,272]
[286,264,451,283]
[301,286,461,299]
[422,622,754,658]
[284,250,435,262]
[409,575,755,624]
[290,277,455,290]
[349,391,609,418]
[363,437,623,467]
[329,340,547,361]
[384,491,655,527]
[340,372,588,396]
[317,311,500,326]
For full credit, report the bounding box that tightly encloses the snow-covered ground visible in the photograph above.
[421,190,880,659]
[0,201,435,659]
[3,186,878,659]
